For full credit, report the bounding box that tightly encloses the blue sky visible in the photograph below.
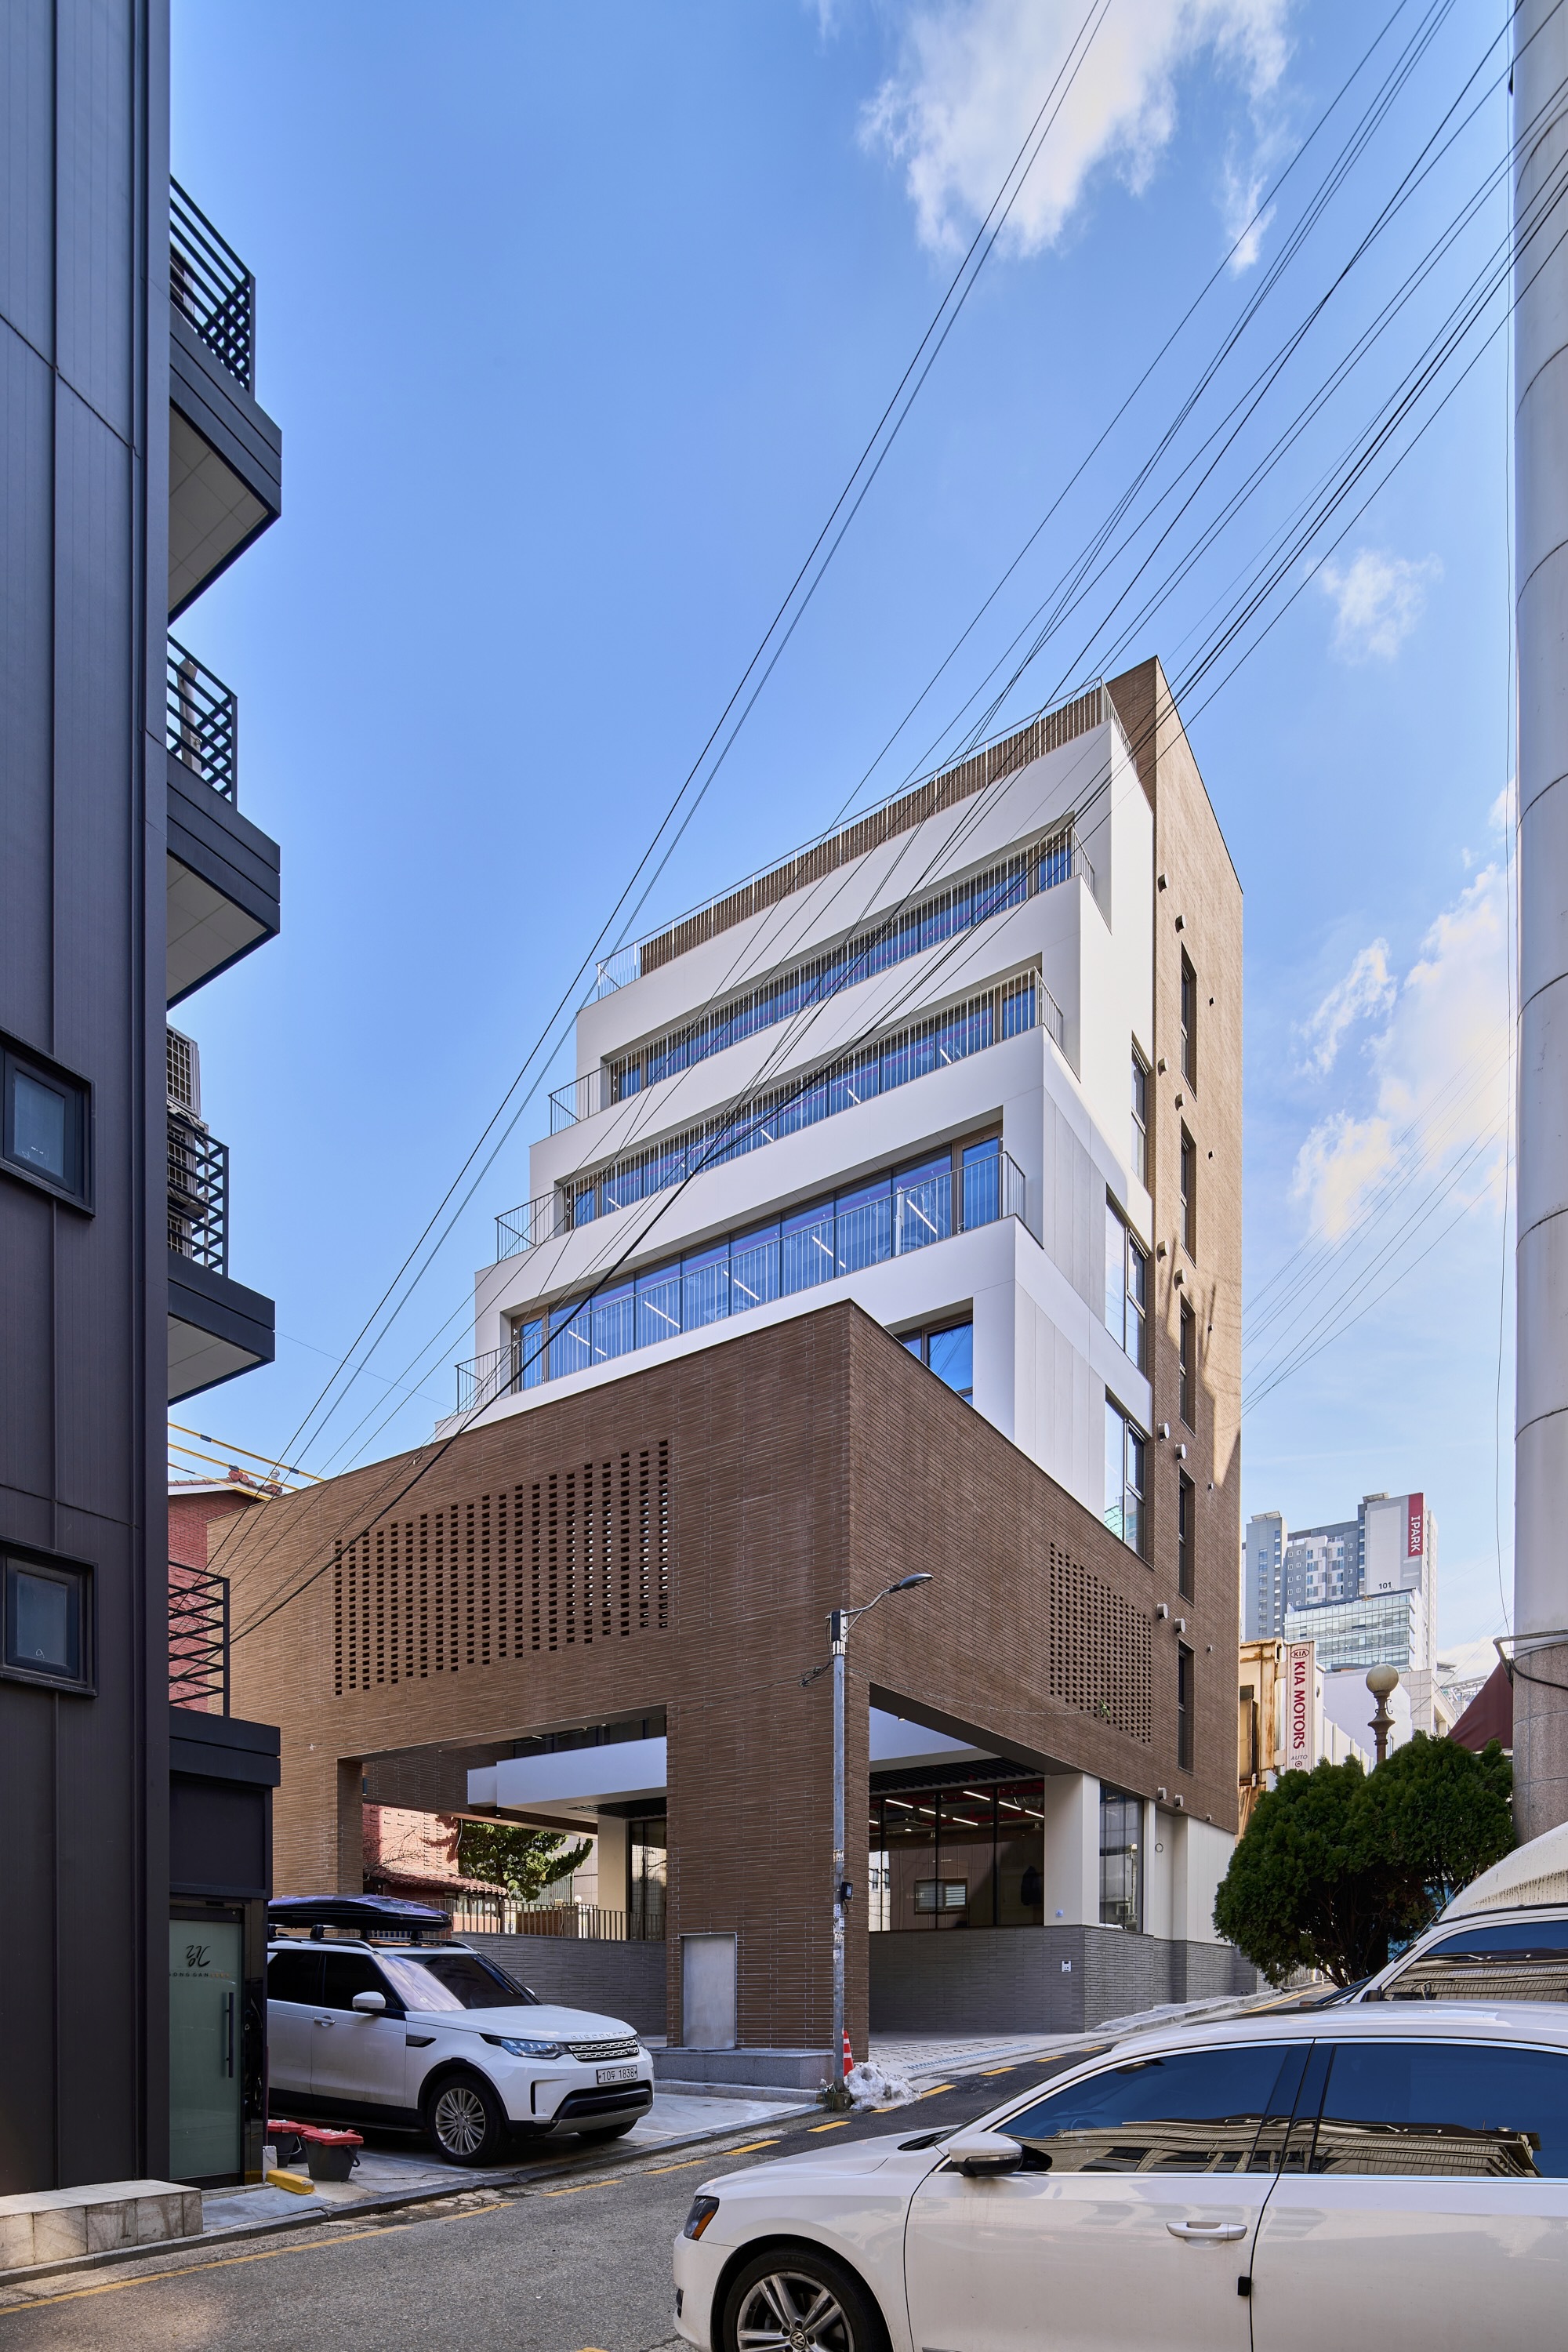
[171,0,1516,1657]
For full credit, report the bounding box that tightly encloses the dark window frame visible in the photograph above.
[1,1033,93,1212]
[2,1544,96,1696]
[1178,1471,1194,1602]
[1177,1641,1195,1772]
[1179,1126,1196,1258]
[1131,1045,1150,1188]
[1179,1298,1195,1428]
[1180,953,1198,1088]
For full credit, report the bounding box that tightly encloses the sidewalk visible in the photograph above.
[868,1988,1272,2085]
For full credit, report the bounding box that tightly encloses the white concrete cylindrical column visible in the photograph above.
[1514,0,1568,1836]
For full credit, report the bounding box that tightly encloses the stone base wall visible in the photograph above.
[469,1933,666,2034]
[869,1926,1256,2035]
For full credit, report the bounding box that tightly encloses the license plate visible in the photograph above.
[597,2064,638,2085]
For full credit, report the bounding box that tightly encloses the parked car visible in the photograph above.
[1348,1905,1568,2003]
[673,2006,1568,2352]
[267,1933,653,2165]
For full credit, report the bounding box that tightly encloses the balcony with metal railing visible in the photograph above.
[170,181,255,394]
[169,1563,230,1714]
[167,638,238,802]
[167,1112,229,1275]
[167,180,281,621]
[459,1142,1031,1414]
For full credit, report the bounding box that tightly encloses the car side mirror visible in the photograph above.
[946,2129,1023,2177]
[351,1991,387,2015]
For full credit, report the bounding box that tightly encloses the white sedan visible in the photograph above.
[673,2005,1568,2352]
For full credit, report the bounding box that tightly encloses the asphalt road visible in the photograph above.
[0,2053,1100,2352]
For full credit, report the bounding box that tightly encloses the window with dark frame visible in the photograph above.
[1105,1196,1148,1371]
[1104,1399,1147,1557]
[1131,1047,1149,1187]
[1178,1472,1194,1601]
[3,1552,92,1691]
[1179,1298,1195,1426]
[1180,953,1197,1087]
[1179,1127,1196,1257]
[1,1041,89,1209]
[1177,1642,1195,1770]
[902,1319,975,1403]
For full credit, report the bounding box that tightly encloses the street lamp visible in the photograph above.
[1367,1663,1400,1766]
[803,1572,933,2099]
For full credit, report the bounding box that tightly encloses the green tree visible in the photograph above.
[1214,1736,1515,1988]
[456,1820,593,1903]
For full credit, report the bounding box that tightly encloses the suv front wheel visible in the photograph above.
[424,2070,510,2166]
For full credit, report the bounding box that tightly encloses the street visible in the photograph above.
[0,2061,1084,2350]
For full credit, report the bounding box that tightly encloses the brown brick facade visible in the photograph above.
[225,1298,1236,2055]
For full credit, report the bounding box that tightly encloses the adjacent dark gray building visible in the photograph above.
[2,0,282,2192]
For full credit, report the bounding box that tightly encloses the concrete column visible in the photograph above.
[1042,1773,1099,1925]
[596,1816,630,1917]
[336,1759,365,1895]
[1515,0,1568,1836]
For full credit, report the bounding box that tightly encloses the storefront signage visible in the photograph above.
[1284,1640,1316,1770]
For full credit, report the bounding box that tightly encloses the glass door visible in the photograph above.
[169,1916,243,2182]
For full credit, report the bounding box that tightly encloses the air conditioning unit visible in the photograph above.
[166,1026,202,1120]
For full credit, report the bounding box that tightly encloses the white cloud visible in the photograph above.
[1296,939,1395,1076]
[1290,864,1511,1242]
[1318,547,1442,664]
[859,0,1291,260]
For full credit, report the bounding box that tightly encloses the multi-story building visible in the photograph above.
[2,5,281,2194]
[1247,1494,1443,1733]
[229,659,1250,2056]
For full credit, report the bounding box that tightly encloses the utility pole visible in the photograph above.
[1514,0,1568,1837]
[803,1573,931,2098]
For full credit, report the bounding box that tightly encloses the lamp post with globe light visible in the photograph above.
[803,1573,933,2100]
[1367,1664,1400,1766]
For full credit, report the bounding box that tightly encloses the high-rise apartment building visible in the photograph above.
[2,5,281,2190]
[1246,1494,1442,1733]
[230,659,1251,2051]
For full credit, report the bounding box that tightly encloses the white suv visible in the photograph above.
[267,1936,654,2165]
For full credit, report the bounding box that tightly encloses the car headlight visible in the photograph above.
[482,2034,564,2058]
[683,2195,720,2241]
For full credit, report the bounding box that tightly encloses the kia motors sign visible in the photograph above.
[1284,1641,1316,1770]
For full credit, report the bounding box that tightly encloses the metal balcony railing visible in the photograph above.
[166,638,238,802]
[169,180,256,393]
[169,1563,230,1714]
[495,1190,573,1262]
[168,1111,229,1274]
[445,1895,663,1942]
[460,1143,1033,1413]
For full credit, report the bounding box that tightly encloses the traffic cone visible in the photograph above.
[842,2031,853,2079]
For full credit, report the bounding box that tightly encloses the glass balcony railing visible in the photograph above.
[457,1142,1030,1414]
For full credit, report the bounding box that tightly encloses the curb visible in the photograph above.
[0,2109,797,2295]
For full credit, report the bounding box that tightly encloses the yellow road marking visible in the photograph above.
[644,2160,707,2174]
[809,2119,851,2132]
[728,2140,780,2154]
[981,2065,1018,2075]
[543,2177,622,2196]
[918,2083,953,2097]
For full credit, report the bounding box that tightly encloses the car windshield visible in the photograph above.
[376,1951,539,2012]
[1385,1916,1568,2002]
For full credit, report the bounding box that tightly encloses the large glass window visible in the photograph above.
[728,1219,780,1311]
[782,1196,836,1295]
[1306,2042,1568,2178]
[869,1780,1044,1931]
[1180,1127,1196,1258]
[836,1175,892,1276]
[629,1816,666,1937]
[1131,1047,1149,1186]
[960,1136,1003,1229]
[1178,1472,1194,1600]
[895,1154,952,1254]
[1179,1298,1195,1425]
[1104,1400,1146,1555]
[1178,1642,1195,1771]
[1099,1788,1142,1929]
[903,1321,974,1403]
[1000,2045,1299,2174]
[1180,953,1198,1088]
[681,1241,729,1331]
[1104,1196,1147,1370]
